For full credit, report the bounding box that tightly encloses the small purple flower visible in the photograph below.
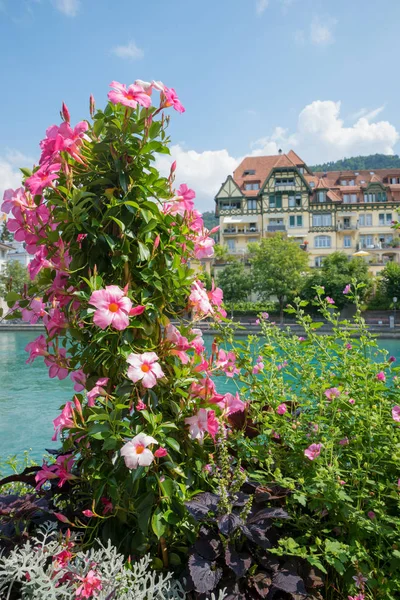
[255,319,260,325]
[346,343,352,350]
[339,437,349,446]
[376,371,386,382]
[277,360,288,371]
[349,397,355,405]
[389,355,396,363]
[326,297,335,305]
[343,284,351,295]
[353,574,368,589]
[298,336,305,341]
[367,511,376,520]
[261,312,269,319]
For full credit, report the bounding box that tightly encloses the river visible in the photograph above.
[1,331,399,465]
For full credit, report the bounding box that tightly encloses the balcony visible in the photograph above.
[223,228,260,235]
[337,223,358,231]
[309,225,335,232]
[267,225,286,232]
[274,182,295,190]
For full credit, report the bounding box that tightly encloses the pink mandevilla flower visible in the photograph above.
[127,352,165,388]
[89,285,132,330]
[108,81,152,109]
[52,402,74,441]
[304,443,322,461]
[185,408,219,441]
[25,334,48,363]
[75,569,102,599]
[70,369,87,392]
[392,405,400,422]
[343,284,351,294]
[120,433,158,469]
[26,162,61,196]
[211,392,246,416]
[162,86,185,113]
[326,296,335,304]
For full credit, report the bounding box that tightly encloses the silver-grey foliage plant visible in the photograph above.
[0,523,226,600]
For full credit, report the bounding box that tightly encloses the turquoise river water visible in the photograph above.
[1,331,400,464]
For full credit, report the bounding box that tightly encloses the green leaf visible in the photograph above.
[138,241,150,261]
[6,291,21,306]
[151,508,166,539]
[165,437,180,452]
[109,216,126,232]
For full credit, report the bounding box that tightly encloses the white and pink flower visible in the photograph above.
[127,352,164,388]
[185,408,219,441]
[89,285,132,330]
[120,433,158,469]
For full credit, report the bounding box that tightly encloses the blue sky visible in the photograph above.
[1,0,400,211]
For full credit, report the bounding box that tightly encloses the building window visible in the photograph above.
[275,178,295,187]
[379,213,392,225]
[227,239,236,252]
[364,192,387,203]
[298,167,304,174]
[359,235,374,248]
[269,194,282,209]
[390,177,399,184]
[344,236,351,248]
[312,213,332,227]
[243,169,255,176]
[359,214,372,227]
[341,180,347,186]
[317,191,326,202]
[288,194,295,207]
[343,194,357,204]
[315,236,331,248]
[247,199,257,210]
[219,201,241,211]
[248,222,257,232]
[244,182,260,191]
[315,256,324,267]
[289,215,303,228]
[310,182,315,188]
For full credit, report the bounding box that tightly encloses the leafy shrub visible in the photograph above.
[184,444,323,599]
[1,79,228,563]
[220,285,400,599]
[224,302,278,317]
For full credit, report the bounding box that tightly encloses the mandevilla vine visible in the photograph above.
[0,79,236,561]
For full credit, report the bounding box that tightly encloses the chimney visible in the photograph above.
[278,149,282,155]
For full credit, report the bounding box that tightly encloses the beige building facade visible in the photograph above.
[215,150,400,271]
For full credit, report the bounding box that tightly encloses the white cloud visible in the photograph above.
[52,0,79,17]
[310,16,336,45]
[255,0,268,15]
[296,15,337,46]
[156,101,399,212]
[112,40,144,61]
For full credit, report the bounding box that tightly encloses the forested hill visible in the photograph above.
[202,210,218,229]
[310,154,400,173]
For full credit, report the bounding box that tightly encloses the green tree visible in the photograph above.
[0,220,13,243]
[213,243,231,262]
[0,260,30,298]
[217,260,252,304]
[250,234,309,322]
[301,252,371,309]
[378,261,400,305]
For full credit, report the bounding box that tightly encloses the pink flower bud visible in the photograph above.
[129,305,146,317]
[54,512,70,524]
[61,102,70,123]
[154,234,160,250]
[82,509,95,518]
[154,447,168,458]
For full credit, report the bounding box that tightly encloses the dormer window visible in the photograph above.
[244,182,260,191]
[243,169,256,176]
[310,182,315,188]
[317,191,326,203]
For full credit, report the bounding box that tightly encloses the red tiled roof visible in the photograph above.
[233,151,306,196]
